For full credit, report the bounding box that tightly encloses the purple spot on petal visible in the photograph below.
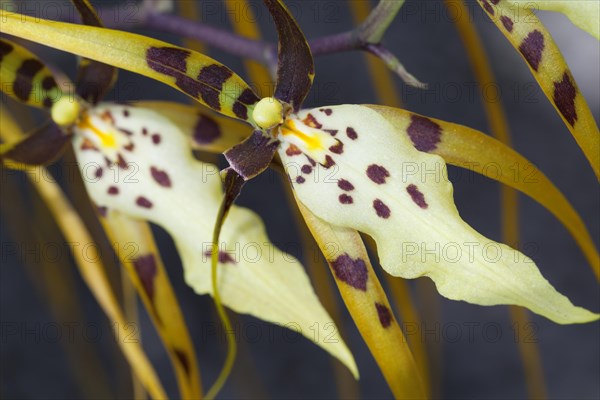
[338,179,354,191]
[373,199,391,219]
[339,194,353,204]
[193,115,221,144]
[152,134,161,145]
[301,165,313,174]
[151,166,172,188]
[346,127,358,140]
[375,303,393,328]
[296,176,306,184]
[500,16,513,32]
[136,196,153,209]
[366,164,390,184]
[133,254,157,300]
[330,254,368,291]
[519,30,544,71]
[407,115,442,152]
[107,186,119,195]
[407,184,428,209]
[553,71,578,126]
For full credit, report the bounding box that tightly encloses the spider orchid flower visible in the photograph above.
[1,1,599,394]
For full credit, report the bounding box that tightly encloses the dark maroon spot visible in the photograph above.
[338,179,354,191]
[136,196,153,209]
[303,113,322,128]
[13,59,44,101]
[107,186,119,195]
[481,0,494,15]
[323,155,336,169]
[490,0,500,4]
[0,40,14,63]
[151,134,161,145]
[330,254,368,291]
[232,103,248,119]
[197,64,233,109]
[151,166,172,187]
[203,250,237,264]
[133,254,157,300]
[96,205,108,217]
[100,110,114,124]
[146,47,225,111]
[519,30,544,71]
[373,199,391,219]
[366,164,390,184]
[142,128,148,136]
[553,71,578,126]
[174,349,191,376]
[301,165,313,174]
[285,144,302,156]
[123,109,130,117]
[406,184,428,209]
[193,115,221,144]
[500,16,513,32]
[80,139,98,151]
[329,142,344,154]
[104,157,112,168]
[407,114,442,152]
[119,128,134,136]
[346,127,358,140]
[375,303,393,328]
[339,194,353,204]
[42,97,53,108]
[124,143,135,152]
[306,156,316,166]
[232,89,260,120]
[117,154,129,169]
[95,167,103,179]
[41,76,56,91]
[325,129,338,136]
[320,108,333,116]
[296,176,306,184]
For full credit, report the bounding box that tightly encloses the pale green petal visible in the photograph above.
[279,105,598,325]
[513,0,599,39]
[71,103,358,377]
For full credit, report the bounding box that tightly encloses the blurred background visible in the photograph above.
[1,0,599,398]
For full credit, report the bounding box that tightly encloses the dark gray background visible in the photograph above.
[1,0,599,398]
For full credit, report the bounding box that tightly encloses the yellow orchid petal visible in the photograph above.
[71,103,358,378]
[0,10,260,123]
[476,0,600,179]
[279,105,599,324]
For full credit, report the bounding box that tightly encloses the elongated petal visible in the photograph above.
[265,0,314,109]
[513,0,599,39]
[278,105,599,324]
[0,38,62,109]
[100,211,203,399]
[70,0,118,103]
[134,101,252,152]
[296,199,426,398]
[70,102,358,377]
[476,0,600,179]
[224,130,279,180]
[368,104,600,279]
[1,123,69,166]
[0,10,260,123]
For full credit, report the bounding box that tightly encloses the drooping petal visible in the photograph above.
[0,10,261,124]
[513,0,599,39]
[296,199,426,399]
[0,38,62,109]
[367,104,600,280]
[70,0,118,104]
[265,0,315,110]
[71,103,358,377]
[476,0,600,179]
[279,105,599,324]
[99,211,203,399]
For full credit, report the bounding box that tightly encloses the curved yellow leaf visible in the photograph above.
[70,102,358,378]
[278,105,598,324]
[476,0,600,179]
[0,10,260,123]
